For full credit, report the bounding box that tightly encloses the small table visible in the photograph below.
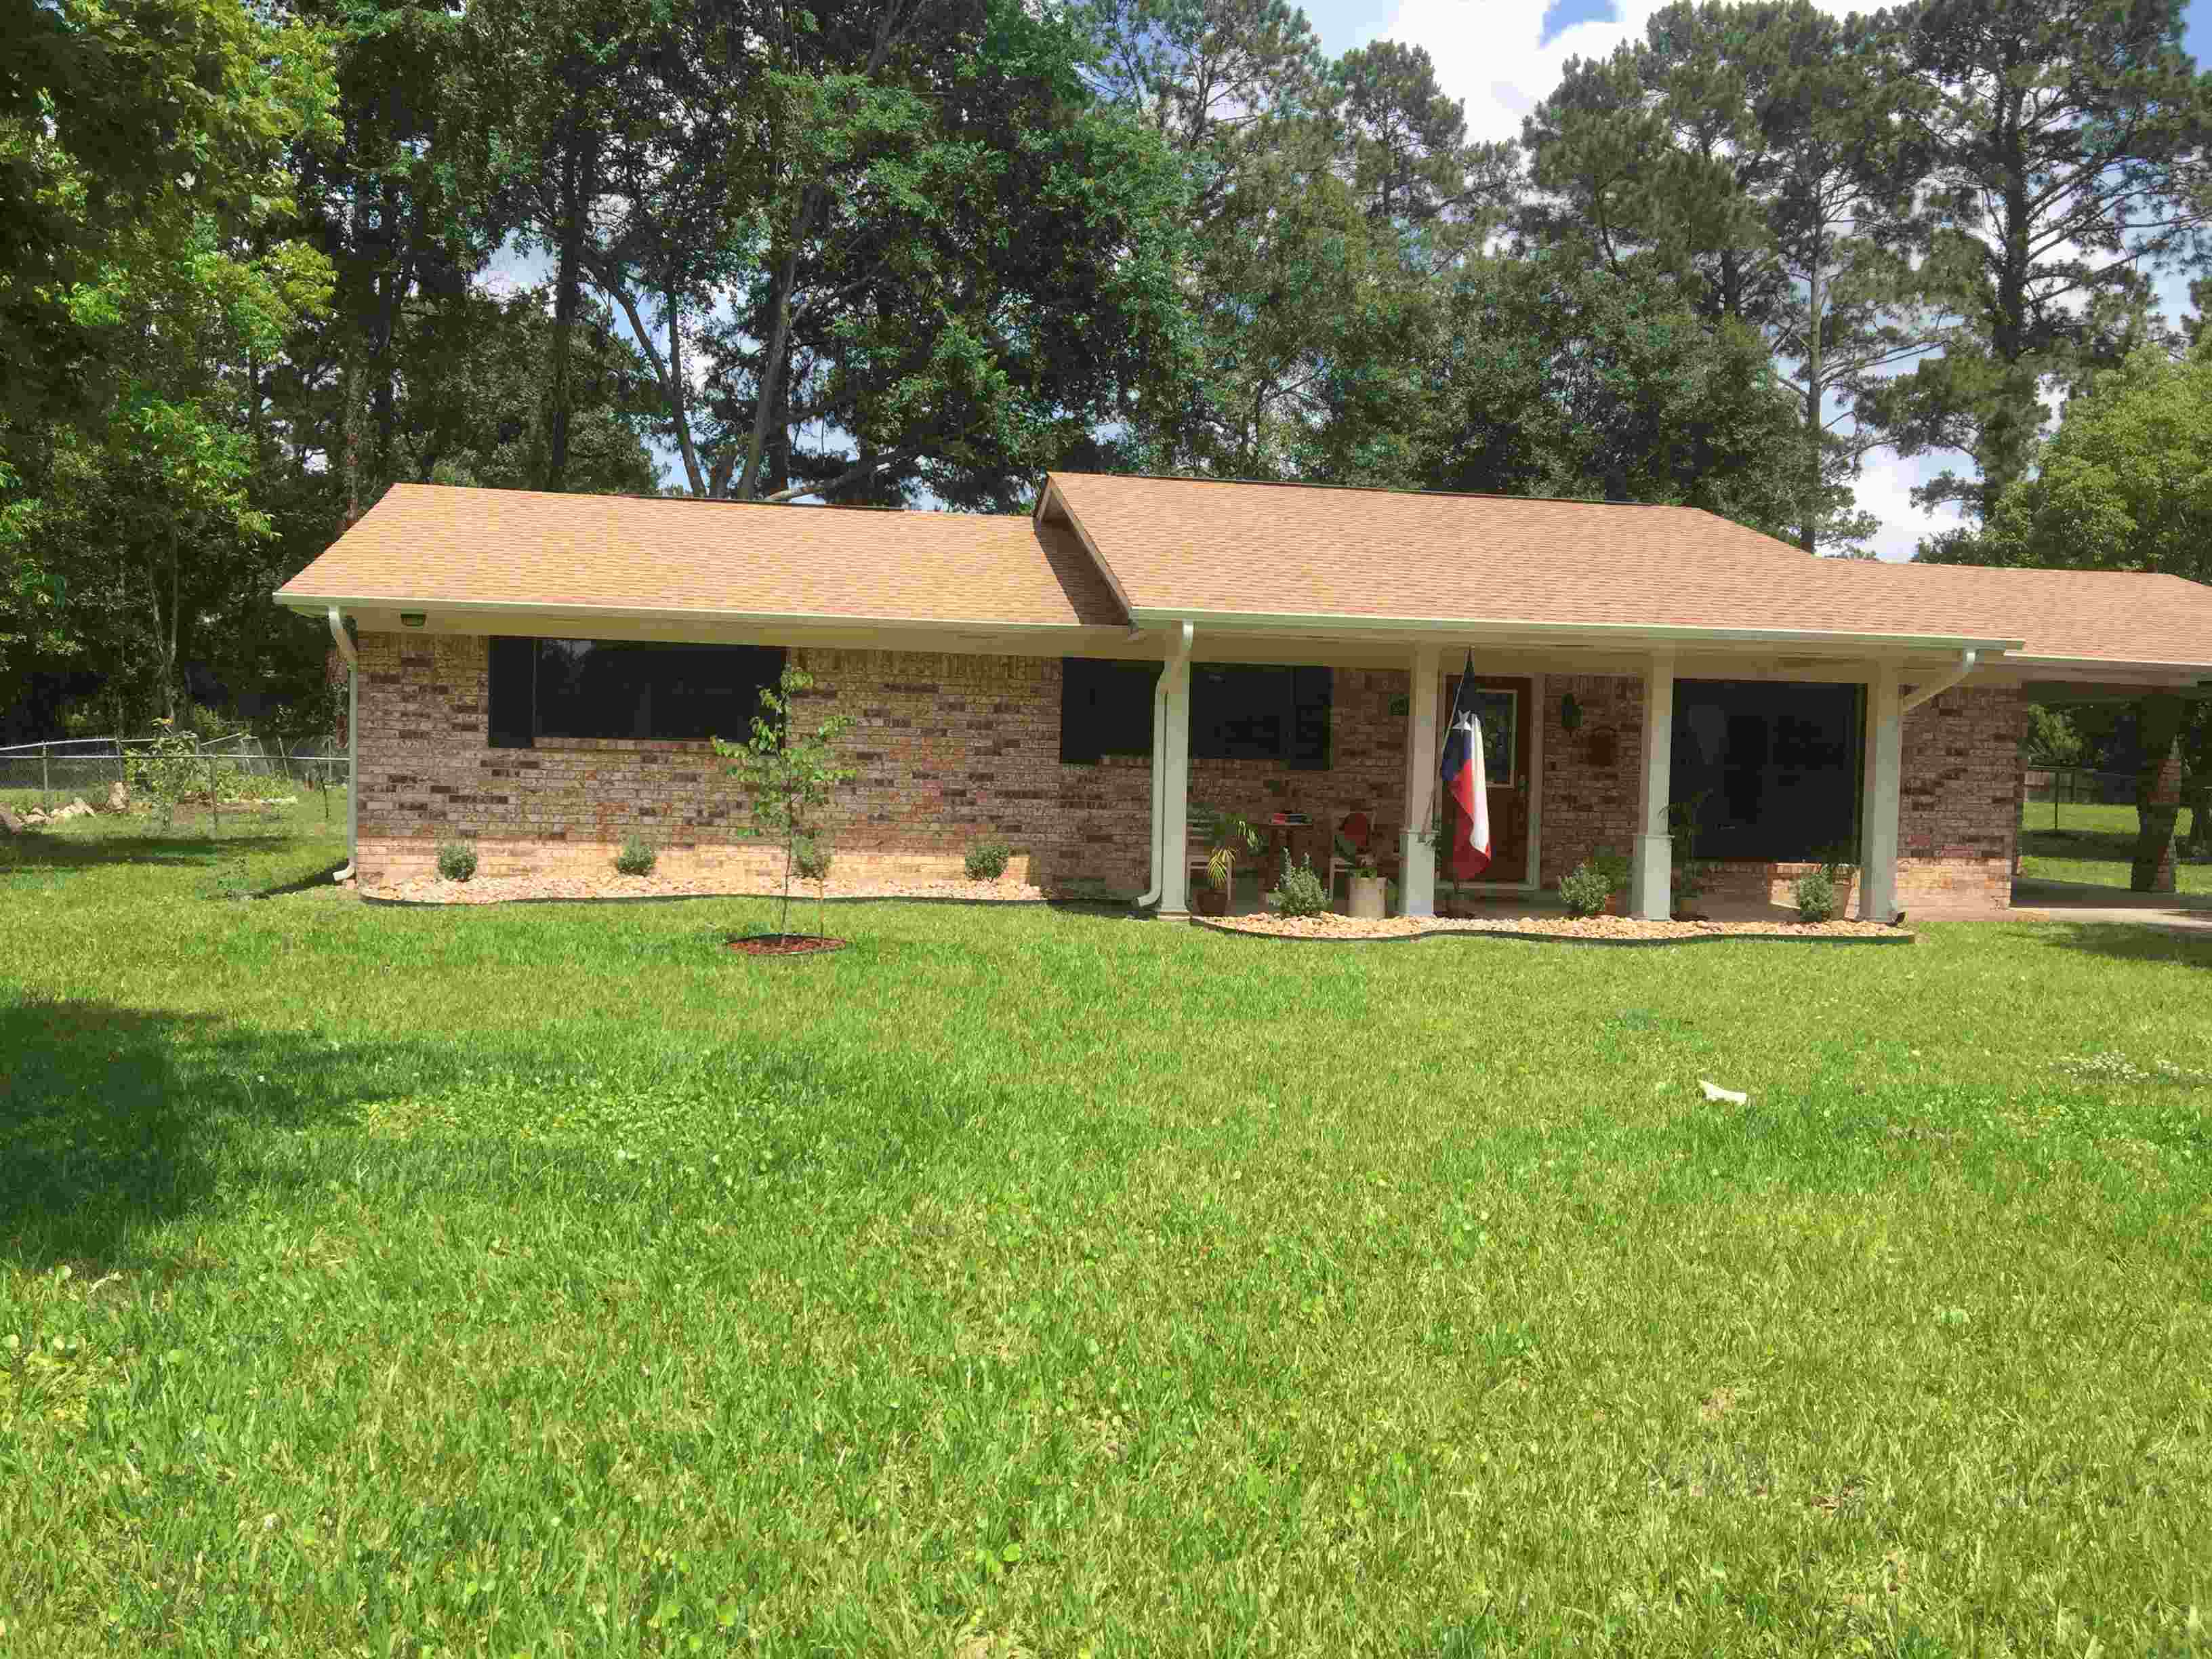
[1261,812,1311,886]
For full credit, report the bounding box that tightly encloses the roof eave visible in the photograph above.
[1122,606,2024,655]
[2002,653,2212,684]
[273,591,1099,635]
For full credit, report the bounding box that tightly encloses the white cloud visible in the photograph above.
[1378,0,1865,146]
[1849,452,1959,561]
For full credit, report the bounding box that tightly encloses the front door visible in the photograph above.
[1441,673,1533,884]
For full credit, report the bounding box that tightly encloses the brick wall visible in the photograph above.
[353,634,1410,893]
[352,634,2024,908]
[1896,682,2025,911]
[1538,673,1646,888]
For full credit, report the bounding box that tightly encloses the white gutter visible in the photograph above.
[328,607,358,882]
[1124,606,2022,656]
[1133,619,1195,909]
[1900,649,1978,715]
[272,592,1098,636]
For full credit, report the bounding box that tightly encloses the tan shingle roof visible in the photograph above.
[1829,562,2212,670]
[276,483,1128,629]
[276,476,2212,675]
[1044,471,2212,667]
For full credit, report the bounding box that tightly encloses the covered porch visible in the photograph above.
[1134,625,2014,925]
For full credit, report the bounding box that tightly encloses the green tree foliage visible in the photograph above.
[468,0,1197,510]
[1408,261,1809,534]
[12,0,2212,743]
[0,0,337,719]
[1521,1,1929,554]
[1082,0,1514,480]
[1866,0,2212,530]
[1982,343,2212,880]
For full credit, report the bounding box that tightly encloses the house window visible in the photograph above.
[1059,659,1332,768]
[1060,657,1160,764]
[487,637,786,748]
[1192,664,1332,768]
[1671,680,1863,861]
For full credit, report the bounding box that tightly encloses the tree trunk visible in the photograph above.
[1801,251,1823,555]
[2130,694,2186,892]
[544,140,588,493]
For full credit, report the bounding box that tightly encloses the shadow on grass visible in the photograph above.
[2036,920,2212,969]
[0,830,298,873]
[0,989,1017,1275]
[0,998,386,1272]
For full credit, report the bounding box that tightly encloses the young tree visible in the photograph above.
[713,663,857,939]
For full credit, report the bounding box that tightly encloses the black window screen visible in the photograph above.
[1192,664,1331,768]
[1060,660,1332,767]
[1671,680,1862,861]
[487,636,535,749]
[1060,658,1160,764]
[486,638,785,747]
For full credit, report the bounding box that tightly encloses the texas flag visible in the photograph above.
[1439,653,1492,880]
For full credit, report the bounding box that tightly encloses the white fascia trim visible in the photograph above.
[273,592,1094,636]
[2002,653,2212,680]
[1123,607,2023,655]
[1034,480,1139,626]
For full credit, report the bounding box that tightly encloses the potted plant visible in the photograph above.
[1591,846,1631,915]
[1337,834,1387,920]
[1196,807,1263,916]
[1668,793,1713,920]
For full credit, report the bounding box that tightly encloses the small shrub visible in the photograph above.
[126,720,204,828]
[965,837,1012,881]
[1793,863,1837,923]
[613,835,657,877]
[792,837,833,884]
[1559,859,1613,918]
[1271,854,1329,918]
[436,838,478,882]
[1590,847,1631,893]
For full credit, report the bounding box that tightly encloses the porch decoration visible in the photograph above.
[1342,839,1387,920]
[1440,651,1493,880]
[1197,807,1264,917]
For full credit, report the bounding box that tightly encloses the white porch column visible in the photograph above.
[1157,651,1195,916]
[1399,644,1440,916]
[1630,650,1675,920]
[1859,663,1902,922]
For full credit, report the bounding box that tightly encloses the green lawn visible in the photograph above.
[2019,797,2210,895]
[4,812,2211,1656]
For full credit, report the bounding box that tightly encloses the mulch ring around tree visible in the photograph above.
[726,933,850,958]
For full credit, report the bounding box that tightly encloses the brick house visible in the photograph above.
[276,473,2212,918]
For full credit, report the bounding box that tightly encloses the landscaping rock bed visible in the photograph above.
[365,872,1054,906]
[1200,912,1911,944]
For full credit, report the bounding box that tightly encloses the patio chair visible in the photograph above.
[1326,810,1396,900]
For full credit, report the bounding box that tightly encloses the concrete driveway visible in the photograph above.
[2010,878,2212,936]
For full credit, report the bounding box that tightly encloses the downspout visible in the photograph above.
[1133,619,1195,909]
[329,606,358,882]
[1900,649,1978,716]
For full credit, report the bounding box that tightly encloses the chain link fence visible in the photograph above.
[0,733,350,815]
[2026,767,2125,838]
